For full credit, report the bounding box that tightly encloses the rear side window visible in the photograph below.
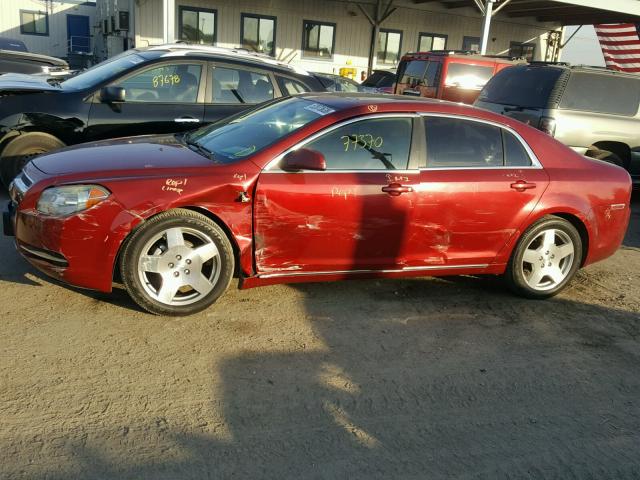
[277,76,310,96]
[211,66,274,104]
[444,63,493,90]
[424,117,532,168]
[425,117,503,167]
[477,66,563,108]
[503,130,532,166]
[305,117,413,170]
[559,72,640,116]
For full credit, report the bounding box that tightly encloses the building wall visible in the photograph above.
[134,0,559,75]
[0,0,96,58]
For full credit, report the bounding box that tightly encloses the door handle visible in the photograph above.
[174,117,200,123]
[510,180,536,192]
[382,183,413,196]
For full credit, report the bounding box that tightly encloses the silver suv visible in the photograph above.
[474,64,640,184]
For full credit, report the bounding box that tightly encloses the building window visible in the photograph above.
[377,29,402,65]
[462,36,480,52]
[179,7,216,45]
[418,32,447,52]
[241,14,276,57]
[20,10,49,36]
[509,41,536,61]
[302,20,335,59]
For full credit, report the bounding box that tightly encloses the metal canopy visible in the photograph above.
[414,0,640,25]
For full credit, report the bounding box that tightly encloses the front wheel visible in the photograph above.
[120,209,235,316]
[1,133,65,187]
[505,216,582,299]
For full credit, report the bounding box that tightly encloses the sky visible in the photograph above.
[561,25,605,66]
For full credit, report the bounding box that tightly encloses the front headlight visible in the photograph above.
[40,66,51,74]
[36,185,110,216]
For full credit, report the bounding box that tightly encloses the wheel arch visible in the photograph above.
[112,205,243,283]
[550,212,590,267]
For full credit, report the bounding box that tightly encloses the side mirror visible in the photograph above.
[100,86,125,103]
[282,148,326,172]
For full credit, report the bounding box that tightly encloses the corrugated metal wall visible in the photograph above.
[134,0,558,74]
[0,0,96,58]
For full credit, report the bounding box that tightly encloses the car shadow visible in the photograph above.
[28,276,640,479]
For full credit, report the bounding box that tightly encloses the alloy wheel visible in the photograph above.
[521,228,575,291]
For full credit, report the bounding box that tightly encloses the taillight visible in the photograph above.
[538,116,556,136]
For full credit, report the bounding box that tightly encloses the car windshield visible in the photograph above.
[185,97,335,163]
[477,66,564,109]
[61,51,146,90]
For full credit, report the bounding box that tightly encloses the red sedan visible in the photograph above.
[4,94,632,316]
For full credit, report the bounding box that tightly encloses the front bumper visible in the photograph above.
[11,201,141,293]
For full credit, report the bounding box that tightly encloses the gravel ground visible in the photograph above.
[1,190,639,480]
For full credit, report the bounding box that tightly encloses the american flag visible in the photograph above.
[594,23,640,73]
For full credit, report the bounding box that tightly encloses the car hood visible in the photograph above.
[0,49,68,67]
[32,135,215,175]
[0,73,62,93]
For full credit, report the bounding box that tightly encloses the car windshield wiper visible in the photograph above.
[185,137,215,161]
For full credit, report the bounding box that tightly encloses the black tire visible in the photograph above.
[585,148,623,168]
[0,133,65,187]
[119,209,235,316]
[505,216,582,299]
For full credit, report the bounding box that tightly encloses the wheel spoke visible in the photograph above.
[192,242,219,263]
[548,266,565,285]
[140,255,162,273]
[165,228,185,249]
[157,277,180,304]
[522,249,540,264]
[556,243,574,260]
[527,266,545,287]
[542,229,556,249]
[189,273,214,295]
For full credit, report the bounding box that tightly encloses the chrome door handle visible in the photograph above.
[174,117,200,123]
[382,183,413,196]
[510,180,536,192]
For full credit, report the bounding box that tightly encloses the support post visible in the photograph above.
[163,0,175,44]
[479,0,494,54]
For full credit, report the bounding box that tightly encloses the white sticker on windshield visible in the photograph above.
[304,103,336,116]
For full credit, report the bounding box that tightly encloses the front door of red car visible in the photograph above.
[406,115,549,267]
[254,115,421,274]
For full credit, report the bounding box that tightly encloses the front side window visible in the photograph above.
[377,29,402,65]
[424,117,503,168]
[179,7,216,45]
[304,117,413,170]
[509,42,536,61]
[211,66,274,104]
[241,14,276,56]
[20,10,48,36]
[114,64,202,103]
[302,21,335,59]
[418,33,447,52]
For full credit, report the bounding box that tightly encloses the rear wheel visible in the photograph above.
[120,209,235,316]
[0,133,65,187]
[505,216,582,299]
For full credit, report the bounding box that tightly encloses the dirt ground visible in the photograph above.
[1,190,639,480]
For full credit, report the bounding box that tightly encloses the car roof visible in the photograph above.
[402,51,523,64]
[520,62,640,79]
[298,92,457,110]
[136,44,311,76]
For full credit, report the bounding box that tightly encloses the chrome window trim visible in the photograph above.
[262,111,543,173]
[418,112,543,170]
[257,263,489,279]
[263,113,421,172]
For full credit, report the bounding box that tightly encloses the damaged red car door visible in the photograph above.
[253,115,421,274]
